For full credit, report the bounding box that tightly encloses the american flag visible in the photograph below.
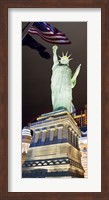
[28,22,71,44]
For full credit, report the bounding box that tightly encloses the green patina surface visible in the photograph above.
[51,45,81,113]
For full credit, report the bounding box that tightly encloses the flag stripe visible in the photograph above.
[29,26,66,36]
[29,27,67,39]
[28,31,70,44]
[28,29,69,40]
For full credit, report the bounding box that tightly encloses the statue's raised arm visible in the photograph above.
[52,45,59,69]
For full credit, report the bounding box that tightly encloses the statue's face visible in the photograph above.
[60,56,69,65]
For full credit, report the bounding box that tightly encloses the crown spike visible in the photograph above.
[66,51,68,56]
[68,54,72,58]
[62,52,64,57]
[58,55,62,59]
[69,58,73,61]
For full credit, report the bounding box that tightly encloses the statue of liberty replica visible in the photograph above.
[22,45,84,178]
[51,45,81,113]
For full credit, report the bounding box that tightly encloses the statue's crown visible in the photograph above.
[59,51,73,63]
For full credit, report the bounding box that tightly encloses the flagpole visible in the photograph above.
[22,22,34,40]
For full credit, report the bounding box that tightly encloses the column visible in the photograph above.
[36,130,42,146]
[49,127,55,144]
[34,130,40,144]
[76,135,79,150]
[30,130,39,147]
[45,129,50,145]
[57,126,63,143]
[72,129,75,147]
[68,126,72,144]
[53,127,58,143]
[74,132,79,149]
[62,124,68,142]
[41,129,46,145]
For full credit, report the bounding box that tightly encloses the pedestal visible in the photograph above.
[22,109,84,178]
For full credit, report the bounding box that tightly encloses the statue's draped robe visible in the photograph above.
[51,64,74,113]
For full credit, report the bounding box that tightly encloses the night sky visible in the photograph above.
[22,22,87,127]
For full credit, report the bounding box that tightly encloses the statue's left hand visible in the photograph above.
[71,64,81,89]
